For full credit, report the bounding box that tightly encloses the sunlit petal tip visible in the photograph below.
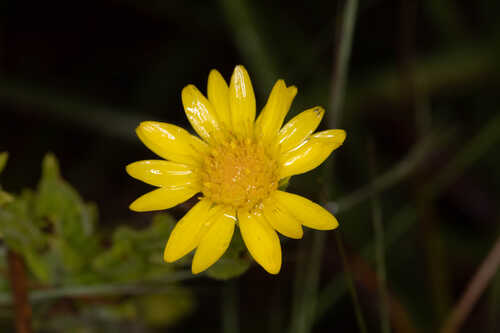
[181,84,221,143]
[191,209,236,274]
[279,128,347,179]
[315,129,346,144]
[126,160,198,189]
[207,69,231,129]
[125,162,135,176]
[314,106,325,117]
[229,65,256,136]
[163,200,213,263]
[135,121,208,165]
[191,263,203,274]
[238,210,282,274]
[163,245,176,263]
[275,191,339,230]
[287,85,298,97]
[255,79,298,145]
[262,198,303,239]
[278,106,325,153]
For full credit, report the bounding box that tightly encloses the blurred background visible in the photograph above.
[1,0,500,332]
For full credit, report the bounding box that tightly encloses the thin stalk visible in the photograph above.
[290,239,309,333]
[317,205,417,320]
[333,127,455,214]
[290,0,359,332]
[440,235,500,333]
[422,112,500,199]
[335,233,368,333]
[0,271,195,305]
[7,250,32,333]
[330,0,358,126]
[318,110,500,320]
[218,0,277,92]
[222,281,239,333]
[490,268,500,333]
[368,140,391,333]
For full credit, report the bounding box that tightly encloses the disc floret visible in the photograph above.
[200,138,279,209]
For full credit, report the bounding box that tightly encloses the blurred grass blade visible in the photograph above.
[218,0,277,92]
[441,235,500,333]
[329,0,358,127]
[222,281,239,333]
[0,152,8,175]
[333,127,455,213]
[318,111,500,321]
[368,139,391,333]
[335,232,367,333]
[290,0,360,332]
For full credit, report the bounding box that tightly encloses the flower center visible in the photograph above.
[200,138,279,209]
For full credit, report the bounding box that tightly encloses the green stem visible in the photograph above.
[318,110,500,321]
[317,205,417,320]
[218,0,277,93]
[368,140,391,333]
[334,127,455,213]
[293,0,360,332]
[222,281,239,333]
[0,271,195,305]
[335,233,368,333]
[330,0,358,126]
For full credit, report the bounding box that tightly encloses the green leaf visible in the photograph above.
[93,213,177,282]
[0,190,14,207]
[35,153,98,253]
[205,228,251,280]
[0,197,46,253]
[0,152,8,175]
[23,249,51,283]
[51,238,87,273]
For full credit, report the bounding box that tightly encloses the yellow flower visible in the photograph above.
[126,65,346,275]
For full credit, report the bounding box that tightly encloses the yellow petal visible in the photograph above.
[238,209,282,274]
[278,106,324,152]
[192,209,236,274]
[207,69,232,129]
[279,129,346,179]
[126,160,198,188]
[262,194,303,239]
[274,191,339,230]
[136,121,208,166]
[182,84,222,143]
[255,80,297,146]
[229,65,256,137]
[163,200,214,262]
[129,187,198,212]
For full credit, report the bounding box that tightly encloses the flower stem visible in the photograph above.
[222,280,239,333]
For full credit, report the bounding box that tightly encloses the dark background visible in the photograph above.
[1,0,500,332]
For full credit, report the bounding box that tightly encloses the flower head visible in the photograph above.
[126,65,346,274]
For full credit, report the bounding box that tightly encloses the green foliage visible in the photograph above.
[0,153,196,330]
[134,290,195,326]
[92,214,176,282]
